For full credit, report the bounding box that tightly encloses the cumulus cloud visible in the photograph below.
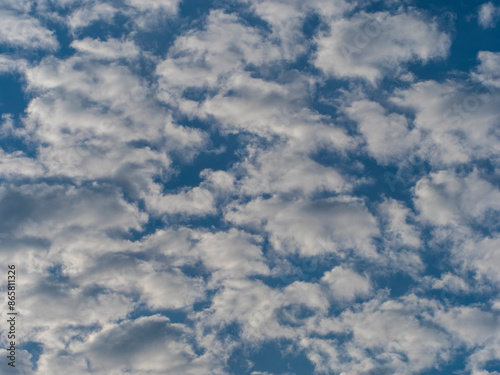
[241,0,353,60]
[413,170,500,227]
[70,38,140,60]
[391,75,500,165]
[478,2,500,28]
[156,10,283,101]
[146,186,216,216]
[473,50,500,89]
[226,195,379,257]
[378,199,421,249]
[1,0,499,374]
[185,70,353,152]
[125,0,180,12]
[344,99,420,163]
[0,10,58,50]
[314,10,450,83]
[192,229,269,285]
[0,149,44,178]
[37,315,220,375]
[66,2,118,31]
[321,266,372,301]
[334,295,453,374]
[236,144,351,197]
[430,273,470,293]
[457,235,500,287]
[0,55,28,74]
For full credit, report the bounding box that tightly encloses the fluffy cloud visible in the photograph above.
[344,99,419,163]
[145,186,216,216]
[413,170,500,227]
[0,10,58,50]
[226,195,379,257]
[0,183,146,240]
[236,144,351,197]
[36,315,221,375]
[186,70,353,152]
[21,52,209,220]
[473,50,500,89]
[314,10,450,82]
[0,55,27,74]
[321,266,371,301]
[456,235,500,287]
[156,10,281,90]
[192,229,269,286]
[66,2,118,31]
[478,2,500,28]
[70,38,140,60]
[333,295,453,374]
[241,0,353,60]
[0,0,499,374]
[434,306,500,374]
[391,76,500,165]
[378,199,421,249]
[125,0,180,12]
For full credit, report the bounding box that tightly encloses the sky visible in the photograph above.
[0,0,499,374]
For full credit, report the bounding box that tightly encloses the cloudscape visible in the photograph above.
[0,0,499,374]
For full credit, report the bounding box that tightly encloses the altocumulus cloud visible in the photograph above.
[0,0,499,374]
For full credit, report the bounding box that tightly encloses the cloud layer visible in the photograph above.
[0,0,499,374]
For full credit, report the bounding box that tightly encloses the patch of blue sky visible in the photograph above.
[228,340,316,375]
[18,342,43,371]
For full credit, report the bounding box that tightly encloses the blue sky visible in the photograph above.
[0,0,500,374]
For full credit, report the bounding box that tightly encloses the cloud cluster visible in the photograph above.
[0,10,58,50]
[0,0,499,374]
[478,2,500,29]
[314,10,450,83]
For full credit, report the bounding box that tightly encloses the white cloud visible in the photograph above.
[67,2,117,31]
[136,262,205,310]
[378,199,421,248]
[236,144,351,197]
[344,99,420,163]
[22,54,208,215]
[414,170,500,227]
[187,70,353,152]
[52,315,220,375]
[1,0,499,373]
[192,229,269,286]
[434,306,500,373]
[70,38,140,60]
[431,273,470,293]
[145,186,216,217]
[0,183,146,240]
[314,10,450,83]
[199,169,236,194]
[226,195,379,257]
[478,2,500,28]
[0,149,44,178]
[196,279,285,341]
[0,10,58,50]
[242,0,353,60]
[321,266,372,301]
[194,278,331,343]
[156,10,283,100]
[126,0,180,12]
[0,348,34,374]
[331,295,453,374]
[292,294,457,375]
[391,77,500,165]
[473,50,500,89]
[458,235,500,286]
[0,54,27,74]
